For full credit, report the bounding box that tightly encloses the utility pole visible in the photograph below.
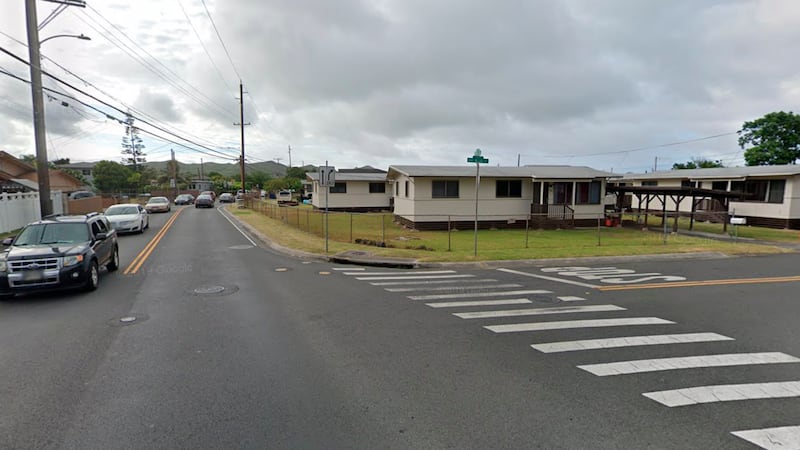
[170,148,177,199]
[26,0,51,217]
[517,153,521,167]
[200,158,204,179]
[234,81,250,196]
[288,144,292,167]
[654,156,658,172]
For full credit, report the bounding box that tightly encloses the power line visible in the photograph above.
[200,0,240,80]
[176,0,233,94]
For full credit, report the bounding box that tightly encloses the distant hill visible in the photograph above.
[143,160,312,178]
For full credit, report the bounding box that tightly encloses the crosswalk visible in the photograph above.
[332,265,800,448]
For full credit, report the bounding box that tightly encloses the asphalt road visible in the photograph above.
[1,206,799,449]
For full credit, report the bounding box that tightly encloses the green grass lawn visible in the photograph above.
[233,204,788,262]
[624,214,800,242]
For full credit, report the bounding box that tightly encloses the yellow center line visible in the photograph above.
[597,275,800,291]
[123,208,184,275]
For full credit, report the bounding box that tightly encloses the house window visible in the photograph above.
[496,180,522,198]
[575,181,601,204]
[330,182,347,193]
[432,180,459,198]
[82,169,92,176]
[641,181,658,186]
[369,182,386,193]
[712,181,728,191]
[681,180,697,188]
[768,180,785,203]
[404,181,409,198]
[552,182,573,204]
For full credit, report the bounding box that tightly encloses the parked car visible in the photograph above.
[68,190,95,200]
[218,193,235,203]
[195,194,214,208]
[104,203,149,234]
[174,194,195,205]
[145,196,171,213]
[0,212,119,298]
[200,191,216,201]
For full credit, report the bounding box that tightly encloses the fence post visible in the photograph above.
[597,216,601,246]
[349,213,353,243]
[306,210,310,232]
[381,214,386,244]
[663,211,668,245]
[448,216,452,252]
[525,215,530,249]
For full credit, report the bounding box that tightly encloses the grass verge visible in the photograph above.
[230,206,790,262]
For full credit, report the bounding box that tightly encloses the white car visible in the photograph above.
[145,196,171,213]
[105,203,149,234]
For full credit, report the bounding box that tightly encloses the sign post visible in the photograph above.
[467,149,489,257]
[318,163,335,253]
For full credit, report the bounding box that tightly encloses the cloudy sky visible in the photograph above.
[1,0,799,173]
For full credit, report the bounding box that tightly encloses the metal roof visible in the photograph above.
[306,172,388,182]
[387,165,616,179]
[620,165,800,181]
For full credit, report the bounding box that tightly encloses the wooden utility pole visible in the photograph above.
[234,81,250,195]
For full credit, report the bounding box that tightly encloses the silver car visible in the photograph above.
[105,203,149,234]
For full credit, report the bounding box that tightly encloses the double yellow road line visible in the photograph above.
[598,275,800,291]
[123,208,184,275]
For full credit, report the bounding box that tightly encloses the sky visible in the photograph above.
[1,0,799,173]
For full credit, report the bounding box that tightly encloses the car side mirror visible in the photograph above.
[2,237,13,246]
[95,232,108,241]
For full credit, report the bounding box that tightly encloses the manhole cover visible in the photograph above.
[194,285,226,294]
[107,313,149,327]
[188,284,239,297]
[229,245,254,250]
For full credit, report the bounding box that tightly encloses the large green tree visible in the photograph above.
[93,160,132,193]
[739,111,800,166]
[672,158,724,170]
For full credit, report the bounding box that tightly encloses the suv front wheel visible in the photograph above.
[107,247,119,272]
[84,261,99,291]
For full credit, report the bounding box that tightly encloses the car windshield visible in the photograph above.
[148,198,168,204]
[105,206,139,216]
[13,223,90,246]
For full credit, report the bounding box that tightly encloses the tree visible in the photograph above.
[19,154,37,166]
[672,158,724,170]
[739,111,800,166]
[121,112,146,170]
[246,170,271,190]
[93,160,132,193]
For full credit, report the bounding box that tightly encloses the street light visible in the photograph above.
[40,33,91,45]
[25,0,89,217]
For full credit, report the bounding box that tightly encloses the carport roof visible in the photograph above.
[620,165,800,180]
[306,172,388,182]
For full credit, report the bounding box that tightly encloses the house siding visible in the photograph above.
[310,180,391,211]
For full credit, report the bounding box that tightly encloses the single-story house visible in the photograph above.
[386,165,616,230]
[306,168,392,212]
[0,151,83,194]
[619,165,800,229]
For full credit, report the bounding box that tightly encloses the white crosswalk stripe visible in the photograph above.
[644,381,800,407]
[531,333,734,353]
[486,317,675,333]
[454,304,625,319]
[557,296,586,302]
[385,283,523,293]
[732,425,800,449]
[409,289,551,300]
[578,352,800,376]
[356,274,476,281]
[426,298,532,308]
[370,279,498,286]
[345,270,456,276]
[333,267,364,271]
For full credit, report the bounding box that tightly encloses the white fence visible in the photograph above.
[0,191,65,233]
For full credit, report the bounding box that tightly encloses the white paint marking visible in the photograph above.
[644,381,800,407]
[370,279,497,286]
[531,333,734,353]
[558,296,586,302]
[497,268,599,288]
[579,352,800,376]
[426,298,532,308]
[386,283,522,293]
[486,317,674,333]
[333,267,363,271]
[355,275,476,281]
[217,207,258,246]
[345,270,456,276]
[409,289,551,300]
[732,425,800,449]
[454,304,624,319]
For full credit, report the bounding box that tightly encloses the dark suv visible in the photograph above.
[0,213,119,298]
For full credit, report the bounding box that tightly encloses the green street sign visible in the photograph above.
[467,156,489,163]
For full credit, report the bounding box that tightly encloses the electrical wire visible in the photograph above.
[176,0,233,94]
[200,0,240,80]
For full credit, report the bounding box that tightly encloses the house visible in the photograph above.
[55,161,96,184]
[619,165,800,229]
[306,168,392,212]
[386,165,616,230]
[0,151,83,194]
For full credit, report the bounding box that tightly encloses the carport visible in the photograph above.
[606,185,743,232]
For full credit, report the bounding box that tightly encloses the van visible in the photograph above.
[277,190,296,205]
